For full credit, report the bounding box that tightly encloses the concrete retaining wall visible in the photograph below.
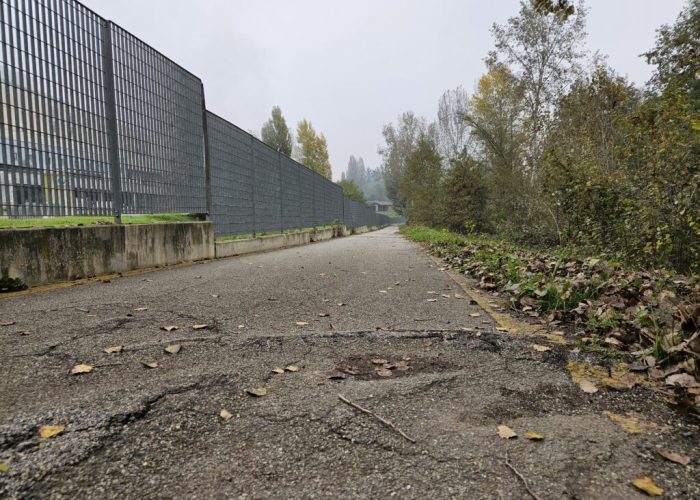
[0,222,214,287]
[215,228,339,258]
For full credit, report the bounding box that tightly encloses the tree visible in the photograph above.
[398,134,442,226]
[336,179,366,203]
[439,155,489,234]
[379,112,432,213]
[296,120,332,180]
[489,0,587,178]
[261,106,292,156]
[437,86,473,162]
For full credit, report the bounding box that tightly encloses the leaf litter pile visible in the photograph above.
[418,231,699,413]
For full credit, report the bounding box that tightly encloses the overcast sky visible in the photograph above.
[82,0,686,180]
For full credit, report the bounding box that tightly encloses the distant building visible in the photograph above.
[369,200,392,213]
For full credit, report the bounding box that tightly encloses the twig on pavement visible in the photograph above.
[505,450,541,500]
[337,394,416,444]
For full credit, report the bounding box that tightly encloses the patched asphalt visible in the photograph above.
[0,227,698,499]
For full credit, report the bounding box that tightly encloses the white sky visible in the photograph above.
[82,0,687,180]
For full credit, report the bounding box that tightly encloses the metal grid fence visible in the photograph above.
[0,0,390,235]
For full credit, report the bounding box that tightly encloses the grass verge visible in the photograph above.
[0,213,199,229]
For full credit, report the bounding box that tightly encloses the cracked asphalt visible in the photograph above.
[1,227,698,499]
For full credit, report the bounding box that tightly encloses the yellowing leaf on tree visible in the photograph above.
[70,364,93,375]
[497,425,517,439]
[525,431,544,441]
[161,325,178,332]
[220,409,233,421]
[246,387,268,397]
[632,476,663,496]
[38,425,65,439]
[164,344,181,354]
[103,345,123,354]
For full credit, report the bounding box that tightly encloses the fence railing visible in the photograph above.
[0,0,389,234]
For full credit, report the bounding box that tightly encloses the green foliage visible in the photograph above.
[261,106,293,156]
[0,213,198,229]
[336,179,366,203]
[0,277,27,293]
[398,134,442,226]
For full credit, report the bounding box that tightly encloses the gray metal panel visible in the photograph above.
[0,0,112,217]
[208,111,255,237]
[280,155,300,230]
[109,22,205,215]
[298,165,315,229]
[251,139,280,233]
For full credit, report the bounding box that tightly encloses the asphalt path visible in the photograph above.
[0,227,698,499]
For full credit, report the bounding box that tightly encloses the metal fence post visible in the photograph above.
[201,86,213,220]
[100,20,123,223]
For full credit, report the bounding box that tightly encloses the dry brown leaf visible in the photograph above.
[161,325,178,332]
[246,387,267,397]
[38,425,65,439]
[533,344,552,352]
[371,358,388,365]
[164,344,181,354]
[285,365,300,372]
[103,345,123,354]
[525,431,544,441]
[70,364,93,375]
[375,368,393,377]
[329,371,347,380]
[665,373,700,388]
[469,313,482,317]
[271,367,285,374]
[295,321,309,326]
[603,373,638,391]
[632,476,663,496]
[142,361,159,369]
[657,449,690,465]
[134,307,148,312]
[220,409,233,421]
[497,425,517,439]
[579,379,599,394]
[192,324,208,330]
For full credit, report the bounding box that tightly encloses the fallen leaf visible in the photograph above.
[38,425,65,439]
[665,373,700,388]
[657,449,690,465]
[164,344,181,354]
[337,302,346,306]
[142,361,159,369]
[329,371,347,380]
[134,307,148,312]
[192,324,208,330]
[319,313,330,317]
[70,364,93,375]
[497,425,517,439]
[0,321,15,327]
[427,298,438,302]
[632,476,663,496]
[469,313,482,317]
[246,387,267,397]
[496,327,509,332]
[375,368,393,377]
[551,330,565,336]
[579,379,599,394]
[379,290,388,294]
[427,291,437,294]
[161,325,178,332]
[604,411,657,434]
[441,294,451,298]
[220,409,233,421]
[237,324,245,329]
[295,321,309,326]
[533,344,552,352]
[271,367,285,374]
[0,462,8,473]
[603,373,638,391]
[525,431,544,441]
[454,293,464,299]
[371,358,388,365]
[285,365,300,372]
[103,345,123,354]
